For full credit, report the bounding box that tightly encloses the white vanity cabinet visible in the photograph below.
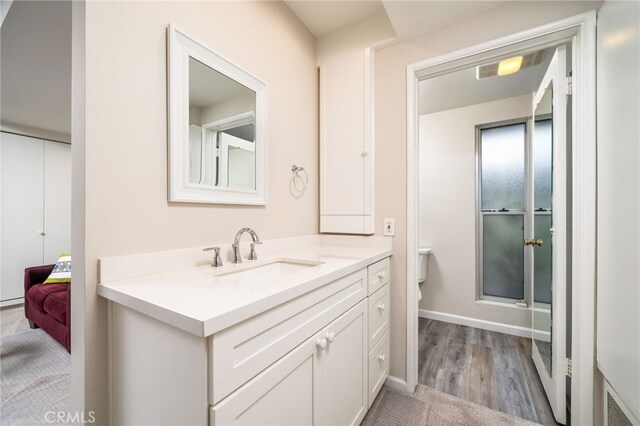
[212,300,368,426]
[366,258,391,407]
[105,253,391,426]
[319,49,374,235]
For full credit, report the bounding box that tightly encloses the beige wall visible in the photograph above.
[418,94,532,328]
[373,0,601,381]
[78,1,317,421]
[188,105,201,125]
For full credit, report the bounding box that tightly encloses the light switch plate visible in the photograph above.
[383,218,395,236]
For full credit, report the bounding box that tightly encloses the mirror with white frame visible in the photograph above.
[168,25,266,205]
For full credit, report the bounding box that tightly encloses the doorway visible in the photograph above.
[0,1,73,424]
[405,12,597,426]
[416,42,568,424]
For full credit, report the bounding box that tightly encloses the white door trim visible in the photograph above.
[405,11,596,425]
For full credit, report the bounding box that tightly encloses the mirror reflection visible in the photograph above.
[188,57,256,190]
[533,83,553,377]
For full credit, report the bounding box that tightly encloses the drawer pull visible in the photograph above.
[378,354,386,363]
[377,271,386,280]
[378,304,385,312]
[324,331,336,343]
[316,337,328,350]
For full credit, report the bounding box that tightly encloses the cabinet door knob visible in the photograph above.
[38,230,46,236]
[324,331,335,343]
[378,354,386,362]
[378,304,385,312]
[316,338,328,350]
[377,271,385,280]
[362,151,369,158]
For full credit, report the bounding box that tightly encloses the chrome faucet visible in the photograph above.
[203,246,223,268]
[232,228,261,263]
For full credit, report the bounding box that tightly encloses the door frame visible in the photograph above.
[405,11,596,425]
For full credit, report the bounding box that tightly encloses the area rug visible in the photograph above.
[362,384,540,426]
[1,306,71,425]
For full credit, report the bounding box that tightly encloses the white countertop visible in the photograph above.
[98,244,392,337]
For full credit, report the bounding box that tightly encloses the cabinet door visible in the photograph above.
[314,300,368,426]
[211,335,315,426]
[1,132,44,302]
[43,141,71,264]
[320,49,373,234]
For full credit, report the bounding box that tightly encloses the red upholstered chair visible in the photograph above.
[24,264,71,352]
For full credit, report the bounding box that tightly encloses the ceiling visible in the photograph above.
[419,47,555,115]
[189,58,254,108]
[285,0,512,39]
[284,1,385,38]
[381,1,506,38]
[0,0,71,137]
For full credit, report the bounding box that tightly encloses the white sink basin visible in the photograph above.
[217,260,321,283]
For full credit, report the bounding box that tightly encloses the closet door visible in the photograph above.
[1,132,44,302]
[43,141,71,264]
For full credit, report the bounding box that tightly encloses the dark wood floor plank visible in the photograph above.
[438,337,468,398]
[418,319,450,388]
[418,318,560,425]
[493,333,539,422]
[520,350,558,425]
[464,343,499,410]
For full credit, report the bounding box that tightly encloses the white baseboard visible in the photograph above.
[1,298,24,308]
[384,375,408,392]
[418,309,532,338]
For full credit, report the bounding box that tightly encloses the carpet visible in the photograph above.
[1,306,71,425]
[362,384,540,426]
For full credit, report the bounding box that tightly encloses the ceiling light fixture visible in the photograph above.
[497,56,523,76]
[476,50,547,80]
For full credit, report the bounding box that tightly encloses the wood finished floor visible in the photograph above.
[418,318,559,425]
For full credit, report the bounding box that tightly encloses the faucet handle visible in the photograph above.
[248,242,262,261]
[203,247,223,268]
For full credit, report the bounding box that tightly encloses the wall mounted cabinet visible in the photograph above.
[320,49,374,234]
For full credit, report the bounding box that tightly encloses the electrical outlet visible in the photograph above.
[383,218,395,236]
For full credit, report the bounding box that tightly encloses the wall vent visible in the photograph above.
[605,383,639,426]
[608,393,633,426]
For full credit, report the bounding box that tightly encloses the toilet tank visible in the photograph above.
[418,247,432,283]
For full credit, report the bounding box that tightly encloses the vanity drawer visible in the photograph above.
[368,284,390,350]
[209,269,367,405]
[367,257,390,295]
[368,329,390,408]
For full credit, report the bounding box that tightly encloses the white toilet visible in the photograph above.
[418,247,432,284]
[418,247,432,301]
